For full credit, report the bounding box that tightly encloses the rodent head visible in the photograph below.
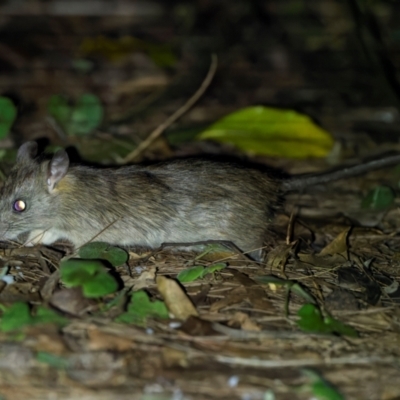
[0,142,69,244]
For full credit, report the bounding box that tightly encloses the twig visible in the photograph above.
[123,54,218,163]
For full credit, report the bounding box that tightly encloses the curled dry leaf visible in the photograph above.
[50,287,97,316]
[319,228,350,256]
[132,266,156,291]
[156,275,198,320]
[265,242,296,270]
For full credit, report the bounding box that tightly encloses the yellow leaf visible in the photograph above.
[156,276,198,320]
[198,106,334,158]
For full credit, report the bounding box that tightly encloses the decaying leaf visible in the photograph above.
[131,266,156,290]
[319,228,350,256]
[228,312,261,332]
[156,276,198,320]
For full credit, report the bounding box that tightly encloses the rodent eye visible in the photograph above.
[13,200,26,212]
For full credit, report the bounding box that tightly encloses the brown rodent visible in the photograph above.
[1,141,400,260]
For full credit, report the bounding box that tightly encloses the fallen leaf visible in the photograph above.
[228,312,261,332]
[209,286,247,312]
[198,106,334,158]
[132,266,156,290]
[229,269,273,310]
[50,288,96,316]
[319,228,350,256]
[156,276,198,320]
[87,328,133,351]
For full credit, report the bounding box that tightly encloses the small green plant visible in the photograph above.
[361,185,395,210]
[48,93,103,136]
[177,263,227,283]
[60,259,118,298]
[115,290,169,326]
[0,302,67,332]
[79,242,128,266]
[0,96,17,139]
[297,304,358,337]
[301,369,345,400]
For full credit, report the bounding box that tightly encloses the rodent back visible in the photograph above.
[0,142,283,252]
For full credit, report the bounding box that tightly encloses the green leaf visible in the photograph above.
[297,304,358,337]
[177,263,227,283]
[60,259,102,285]
[302,369,344,400]
[177,266,205,283]
[0,302,32,332]
[79,242,128,266]
[48,94,70,130]
[34,307,69,326]
[116,290,169,326]
[48,93,103,136]
[361,185,395,210]
[71,58,94,74]
[69,94,103,136]
[82,272,119,298]
[0,302,67,332]
[60,258,118,298]
[198,106,334,159]
[0,96,17,139]
[202,263,227,275]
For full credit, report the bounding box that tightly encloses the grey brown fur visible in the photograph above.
[0,142,281,260]
[1,142,400,261]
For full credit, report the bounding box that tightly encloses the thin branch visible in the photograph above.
[123,54,218,163]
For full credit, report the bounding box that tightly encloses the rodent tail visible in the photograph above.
[281,153,400,192]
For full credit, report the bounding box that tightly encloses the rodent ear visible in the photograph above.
[47,149,69,191]
[17,142,38,162]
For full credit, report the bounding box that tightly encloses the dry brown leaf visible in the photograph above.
[319,228,350,256]
[229,269,273,310]
[156,275,198,319]
[179,315,216,336]
[0,282,41,303]
[265,242,295,269]
[228,312,261,331]
[87,328,134,351]
[132,266,156,290]
[209,286,247,312]
[50,288,96,316]
[297,252,348,269]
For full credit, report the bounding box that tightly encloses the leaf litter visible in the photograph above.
[0,175,399,399]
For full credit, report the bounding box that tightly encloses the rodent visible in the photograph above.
[1,141,400,261]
